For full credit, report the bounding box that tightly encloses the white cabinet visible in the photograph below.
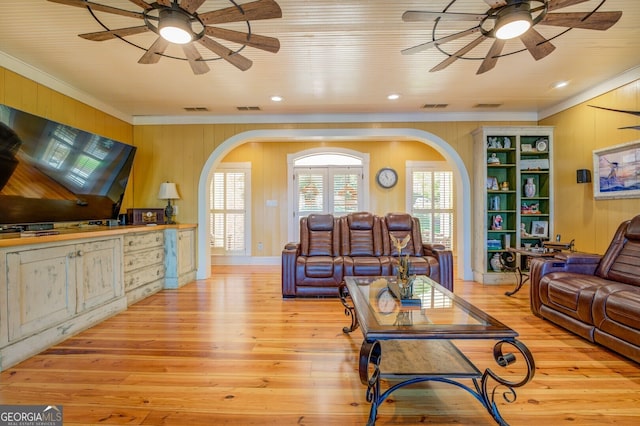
[164,227,197,289]
[0,225,197,370]
[6,244,77,341]
[123,230,165,305]
[1,237,126,369]
[472,126,554,284]
[76,238,124,311]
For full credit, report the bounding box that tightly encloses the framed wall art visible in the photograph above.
[531,220,548,238]
[486,176,499,190]
[593,140,640,199]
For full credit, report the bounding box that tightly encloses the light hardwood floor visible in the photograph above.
[1,266,639,425]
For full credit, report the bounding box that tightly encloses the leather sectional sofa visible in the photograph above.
[281,212,453,297]
[529,214,640,363]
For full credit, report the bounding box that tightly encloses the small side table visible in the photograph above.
[501,248,557,296]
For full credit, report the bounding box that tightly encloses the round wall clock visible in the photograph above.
[376,167,398,188]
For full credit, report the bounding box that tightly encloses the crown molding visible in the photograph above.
[539,66,640,120]
[0,51,132,124]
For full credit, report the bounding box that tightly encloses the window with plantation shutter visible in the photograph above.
[210,163,251,255]
[407,162,454,250]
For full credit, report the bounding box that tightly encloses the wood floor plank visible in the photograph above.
[1,266,639,425]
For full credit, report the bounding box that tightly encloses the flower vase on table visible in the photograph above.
[390,234,419,305]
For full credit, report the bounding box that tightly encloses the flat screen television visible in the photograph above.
[0,104,136,227]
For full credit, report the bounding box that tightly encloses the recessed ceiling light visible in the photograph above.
[552,81,569,89]
[387,94,400,100]
[271,96,283,102]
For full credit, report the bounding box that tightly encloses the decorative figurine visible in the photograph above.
[492,215,503,230]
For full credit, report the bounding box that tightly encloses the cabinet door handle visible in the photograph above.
[129,240,134,246]
[76,250,83,257]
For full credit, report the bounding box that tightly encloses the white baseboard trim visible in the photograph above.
[211,256,280,266]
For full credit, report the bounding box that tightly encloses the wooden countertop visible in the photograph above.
[0,223,197,248]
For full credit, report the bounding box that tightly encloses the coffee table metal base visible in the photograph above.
[357,338,534,426]
[339,281,535,425]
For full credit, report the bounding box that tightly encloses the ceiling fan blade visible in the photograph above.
[430,35,487,72]
[402,11,486,22]
[156,0,172,6]
[205,27,280,53]
[199,0,282,25]
[127,0,151,9]
[47,0,144,19]
[180,0,207,14]
[588,105,640,117]
[138,37,169,64]
[197,36,253,71]
[402,27,481,55]
[79,25,149,41]
[182,44,210,75]
[477,38,505,74]
[540,11,622,31]
[520,28,555,61]
[547,0,590,11]
[482,0,507,7]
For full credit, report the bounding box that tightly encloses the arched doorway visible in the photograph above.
[197,128,472,281]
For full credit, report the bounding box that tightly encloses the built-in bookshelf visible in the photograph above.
[472,126,554,284]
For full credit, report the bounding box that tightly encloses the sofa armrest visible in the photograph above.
[422,243,454,291]
[281,242,300,297]
[529,253,602,316]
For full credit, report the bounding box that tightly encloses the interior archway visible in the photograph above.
[197,128,473,281]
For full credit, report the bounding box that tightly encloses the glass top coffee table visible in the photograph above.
[339,275,535,426]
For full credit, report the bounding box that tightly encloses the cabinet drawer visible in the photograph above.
[124,264,165,291]
[124,231,164,253]
[124,247,164,273]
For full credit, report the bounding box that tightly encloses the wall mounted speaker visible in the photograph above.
[577,169,592,183]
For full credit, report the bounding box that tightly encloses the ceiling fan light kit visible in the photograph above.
[47,0,283,74]
[158,9,193,44]
[495,3,532,40]
[402,0,623,74]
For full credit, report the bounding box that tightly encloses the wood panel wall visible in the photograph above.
[0,67,134,210]
[540,79,640,254]
[133,121,531,257]
[5,64,639,258]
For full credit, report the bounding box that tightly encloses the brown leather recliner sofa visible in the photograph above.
[282,212,454,297]
[529,214,640,363]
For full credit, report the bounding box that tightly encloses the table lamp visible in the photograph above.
[158,182,180,224]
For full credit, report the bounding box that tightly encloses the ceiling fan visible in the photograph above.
[47,0,282,74]
[402,0,622,74]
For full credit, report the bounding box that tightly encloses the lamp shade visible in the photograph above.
[158,182,181,200]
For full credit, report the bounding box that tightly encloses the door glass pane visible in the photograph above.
[297,172,324,214]
[333,172,359,214]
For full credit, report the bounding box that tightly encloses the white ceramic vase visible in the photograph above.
[524,178,536,198]
[490,253,502,272]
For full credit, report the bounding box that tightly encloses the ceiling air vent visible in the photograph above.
[421,104,448,109]
[183,107,209,112]
[474,103,502,108]
[236,106,262,111]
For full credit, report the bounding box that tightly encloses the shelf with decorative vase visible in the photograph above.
[473,126,554,285]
